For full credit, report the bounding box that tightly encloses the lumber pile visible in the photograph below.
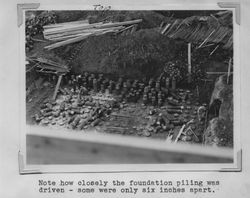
[43,19,142,50]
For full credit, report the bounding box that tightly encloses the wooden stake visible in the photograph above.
[227,58,232,84]
[188,43,192,83]
[53,75,63,100]
[174,124,186,143]
[161,24,171,34]
[197,29,215,48]
[209,45,219,56]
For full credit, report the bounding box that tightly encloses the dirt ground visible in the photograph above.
[26,82,54,125]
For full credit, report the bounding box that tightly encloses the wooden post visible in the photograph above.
[188,43,192,83]
[227,57,232,84]
[174,124,186,143]
[53,75,63,100]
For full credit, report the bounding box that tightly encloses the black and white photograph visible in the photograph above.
[24,9,236,166]
[1,0,250,197]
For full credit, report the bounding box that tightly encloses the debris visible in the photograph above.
[52,75,63,100]
[174,124,186,143]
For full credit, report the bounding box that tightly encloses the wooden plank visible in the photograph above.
[43,19,89,29]
[44,30,88,38]
[44,19,142,35]
[44,30,94,38]
[43,23,103,35]
[45,26,124,41]
[45,28,121,50]
[27,134,231,164]
[52,75,63,100]
[43,22,95,33]
[26,126,233,164]
[47,33,92,41]
[44,25,122,37]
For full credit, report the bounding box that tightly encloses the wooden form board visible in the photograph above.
[26,126,233,165]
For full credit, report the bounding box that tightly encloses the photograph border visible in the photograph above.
[18,2,241,174]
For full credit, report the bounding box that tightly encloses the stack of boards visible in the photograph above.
[43,19,142,50]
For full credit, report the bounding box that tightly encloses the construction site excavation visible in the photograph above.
[25,10,234,163]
